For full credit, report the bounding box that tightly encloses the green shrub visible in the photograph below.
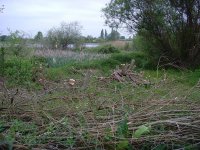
[4,57,33,86]
[99,44,120,54]
[3,56,46,87]
[99,52,152,69]
[184,69,200,86]
[100,58,120,69]
[90,44,120,54]
[46,67,66,81]
[133,34,161,67]
[6,30,33,57]
[31,56,47,64]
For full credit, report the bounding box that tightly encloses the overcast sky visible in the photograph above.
[0,0,117,37]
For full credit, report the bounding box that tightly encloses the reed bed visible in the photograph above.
[33,49,109,68]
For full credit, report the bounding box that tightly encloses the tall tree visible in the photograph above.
[100,29,104,39]
[108,28,120,41]
[34,31,43,41]
[103,0,200,66]
[105,29,108,39]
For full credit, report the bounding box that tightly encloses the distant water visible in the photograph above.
[30,43,100,49]
[68,43,100,48]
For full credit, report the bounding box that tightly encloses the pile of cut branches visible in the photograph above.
[100,60,150,86]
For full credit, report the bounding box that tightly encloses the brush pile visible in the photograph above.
[99,60,150,86]
[112,60,149,86]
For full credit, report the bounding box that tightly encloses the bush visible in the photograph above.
[133,34,161,67]
[93,44,120,54]
[99,52,152,70]
[3,56,46,87]
[4,57,33,86]
[31,56,47,65]
[6,30,32,57]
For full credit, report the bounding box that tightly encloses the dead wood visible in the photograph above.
[111,60,150,86]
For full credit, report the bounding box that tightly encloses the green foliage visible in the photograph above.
[103,0,200,66]
[133,125,150,138]
[101,52,152,69]
[31,56,47,65]
[83,35,97,43]
[34,31,43,41]
[100,29,104,39]
[105,29,108,39]
[133,34,161,67]
[0,122,6,133]
[95,44,120,54]
[6,120,38,145]
[152,68,200,87]
[100,58,120,69]
[46,66,67,81]
[4,57,33,86]
[0,35,8,42]
[107,29,120,41]
[116,140,130,150]
[185,69,200,86]
[184,144,200,150]
[3,56,46,87]
[6,30,30,57]
[116,118,129,138]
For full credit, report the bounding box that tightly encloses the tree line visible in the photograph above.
[0,22,128,50]
[100,28,126,40]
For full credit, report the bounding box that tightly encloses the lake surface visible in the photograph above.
[68,43,100,48]
[24,43,101,49]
